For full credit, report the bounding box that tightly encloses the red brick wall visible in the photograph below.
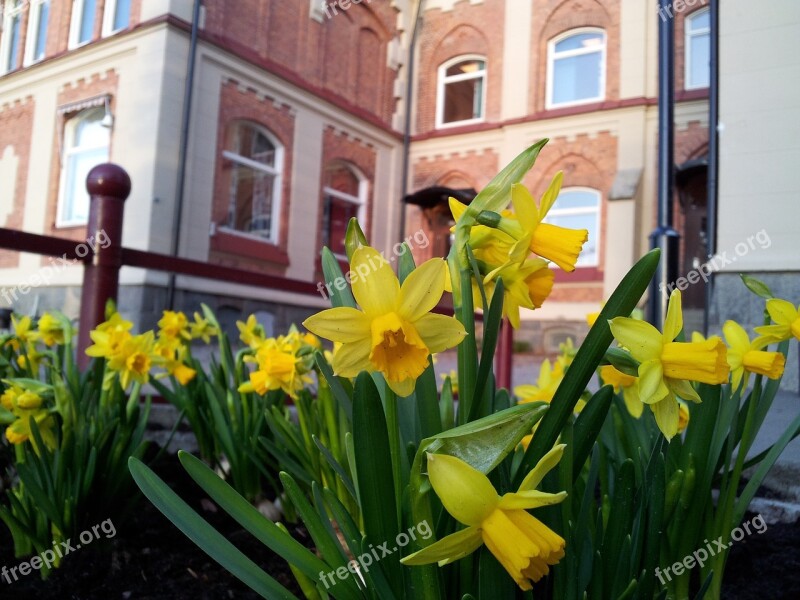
[415,0,504,134]
[43,69,119,245]
[0,97,34,268]
[209,79,296,275]
[201,0,400,124]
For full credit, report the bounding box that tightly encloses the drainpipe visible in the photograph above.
[398,0,426,243]
[648,0,680,326]
[703,0,719,335]
[167,0,202,309]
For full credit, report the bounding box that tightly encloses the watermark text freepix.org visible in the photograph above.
[659,229,771,298]
[0,229,111,306]
[657,0,708,22]
[655,513,767,584]
[316,229,430,300]
[318,520,432,589]
[2,518,116,584]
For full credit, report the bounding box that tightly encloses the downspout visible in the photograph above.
[167,0,202,309]
[398,0,426,243]
[703,0,719,335]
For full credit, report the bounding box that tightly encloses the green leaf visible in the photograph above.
[571,386,614,478]
[739,274,773,299]
[321,248,356,308]
[344,218,368,262]
[315,352,353,422]
[397,244,416,285]
[128,457,296,600]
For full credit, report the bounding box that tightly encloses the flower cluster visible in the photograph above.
[0,383,56,450]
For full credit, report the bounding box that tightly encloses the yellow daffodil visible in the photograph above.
[303,246,467,397]
[153,336,197,385]
[237,314,265,349]
[754,298,800,343]
[85,313,134,362]
[483,258,554,328]
[6,315,38,350]
[17,346,44,373]
[402,446,568,590]
[723,320,785,390]
[600,365,643,418]
[157,310,190,341]
[104,331,156,390]
[0,386,56,450]
[515,359,564,404]
[449,197,518,265]
[239,338,309,398]
[586,311,600,327]
[556,337,577,371]
[189,312,218,343]
[37,312,65,346]
[609,290,729,439]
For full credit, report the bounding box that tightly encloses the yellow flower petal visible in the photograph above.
[303,307,371,343]
[497,490,568,511]
[397,258,446,322]
[510,183,540,229]
[400,526,482,567]
[662,339,729,384]
[538,171,564,217]
[743,350,785,380]
[663,290,683,341]
[332,338,372,378]
[350,246,400,317]
[723,320,751,354]
[427,453,498,527]
[415,313,467,354]
[610,318,664,362]
[765,298,798,326]
[369,313,430,385]
[668,378,702,403]
[531,223,588,272]
[517,444,566,492]
[651,396,679,440]
[638,359,669,404]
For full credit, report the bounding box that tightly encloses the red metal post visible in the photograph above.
[495,318,514,390]
[77,163,131,369]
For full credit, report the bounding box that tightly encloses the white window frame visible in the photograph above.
[56,107,110,228]
[543,187,601,268]
[220,123,283,244]
[321,162,368,259]
[101,0,130,37]
[435,54,487,129]
[0,0,25,75]
[69,0,97,49]
[546,28,606,110]
[685,8,710,90]
[24,0,50,66]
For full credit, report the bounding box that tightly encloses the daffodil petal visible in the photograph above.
[303,307,370,343]
[663,290,683,341]
[498,490,567,510]
[609,318,664,362]
[722,320,751,353]
[518,444,566,492]
[415,314,467,354]
[350,246,400,317]
[511,184,539,228]
[398,258,446,322]
[400,526,482,566]
[765,298,798,326]
[622,386,644,418]
[668,378,702,403]
[651,396,679,440]
[638,359,669,404]
[449,197,468,222]
[386,376,417,398]
[427,453,498,527]
[538,171,563,216]
[332,338,372,378]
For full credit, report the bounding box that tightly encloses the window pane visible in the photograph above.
[75,114,108,146]
[545,213,598,266]
[63,146,107,223]
[688,11,710,31]
[551,191,598,210]
[324,196,360,255]
[555,32,603,53]
[34,2,49,60]
[79,0,96,43]
[236,125,275,166]
[445,60,484,77]
[552,51,601,104]
[7,14,21,71]
[228,163,275,237]
[443,77,483,123]
[689,33,710,88]
[113,0,131,31]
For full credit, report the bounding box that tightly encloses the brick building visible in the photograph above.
[0,1,797,391]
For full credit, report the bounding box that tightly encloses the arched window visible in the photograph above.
[321,161,367,257]
[685,9,710,89]
[547,29,606,108]
[436,55,486,128]
[222,121,283,243]
[58,107,110,226]
[543,188,601,267]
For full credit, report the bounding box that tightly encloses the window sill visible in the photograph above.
[553,266,603,283]
[210,227,289,266]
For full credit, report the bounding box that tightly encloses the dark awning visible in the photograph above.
[403,186,477,209]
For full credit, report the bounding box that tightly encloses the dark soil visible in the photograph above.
[0,451,305,599]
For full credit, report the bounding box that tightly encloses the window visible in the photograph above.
[102,0,130,36]
[0,0,24,74]
[24,0,50,65]
[436,56,486,127]
[69,0,97,48]
[321,162,367,257]
[543,188,600,267]
[221,122,283,243]
[685,9,710,89]
[58,107,110,226]
[547,29,606,108]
